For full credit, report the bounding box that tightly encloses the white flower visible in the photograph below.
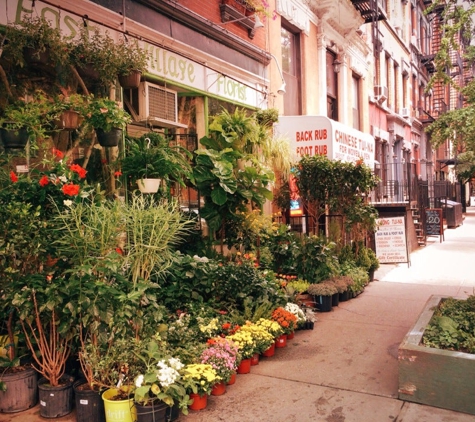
[63,200,73,207]
[135,374,144,387]
[58,175,68,183]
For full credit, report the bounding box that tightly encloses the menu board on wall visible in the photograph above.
[425,208,443,237]
[375,216,409,264]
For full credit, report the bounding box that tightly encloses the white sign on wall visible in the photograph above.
[375,216,408,264]
[275,115,375,168]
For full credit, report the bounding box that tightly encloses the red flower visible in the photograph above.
[222,323,231,330]
[62,183,80,196]
[69,164,87,179]
[39,175,49,187]
[218,310,227,315]
[207,338,216,345]
[114,171,122,177]
[53,148,64,159]
[115,247,123,255]
[10,171,18,183]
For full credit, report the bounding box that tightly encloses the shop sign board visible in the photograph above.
[275,116,375,168]
[375,216,409,264]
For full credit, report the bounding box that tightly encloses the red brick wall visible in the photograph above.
[180,0,267,49]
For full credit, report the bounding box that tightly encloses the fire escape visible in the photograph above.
[419,4,446,124]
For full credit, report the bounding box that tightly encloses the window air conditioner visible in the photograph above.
[399,107,410,118]
[374,85,388,103]
[128,82,187,129]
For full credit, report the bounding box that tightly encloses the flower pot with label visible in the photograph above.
[38,374,75,418]
[74,379,106,422]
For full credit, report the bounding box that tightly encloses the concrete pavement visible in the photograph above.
[2,209,475,422]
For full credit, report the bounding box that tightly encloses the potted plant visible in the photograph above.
[84,95,131,147]
[271,307,298,347]
[116,38,150,89]
[11,274,76,418]
[254,318,283,357]
[181,363,218,411]
[200,337,239,395]
[330,275,351,302]
[225,330,256,374]
[238,322,274,364]
[120,132,192,193]
[0,93,52,149]
[50,93,89,131]
[2,15,68,68]
[284,302,306,332]
[307,282,338,312]
[69,26,120,89]
[132,339,190,420]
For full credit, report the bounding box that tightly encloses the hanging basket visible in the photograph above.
[0,126,29,149]
[55,110,82,130]
[95,128,123,147]
[137,178,161,194]
[118,70,142,89]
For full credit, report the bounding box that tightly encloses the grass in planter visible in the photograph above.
[422,294,475,354]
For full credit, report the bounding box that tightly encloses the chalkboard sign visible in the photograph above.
[425,208,443,236]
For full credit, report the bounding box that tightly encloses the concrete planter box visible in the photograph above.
[398,295,475,415]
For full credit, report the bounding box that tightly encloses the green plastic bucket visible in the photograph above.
[102,388,137,422]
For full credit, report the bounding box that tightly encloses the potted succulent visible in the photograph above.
[84,95,131,147]
[115,38,150,89]
[120,132,192,193]
[307,282,338,312]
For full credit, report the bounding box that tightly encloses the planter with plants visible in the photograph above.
[2,16,69,69]
[307,282,338,312]
[133,340,189,421]
[120,132,192,194]
[0,93,52,149]
[399,294,475,415]
[181,363,218,411]
[330,276,351,302]
[116,38,150,89]
[85,96,132,147]
[12,275,76,418]
[50,93,89,131]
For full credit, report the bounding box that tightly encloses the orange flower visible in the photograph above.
[222,323,231,330]
[62,183,80,196]
[70,164,87,179]
[39,175,49,187]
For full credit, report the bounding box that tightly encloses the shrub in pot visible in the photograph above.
[115,38,150,89]
[307,282,338,312]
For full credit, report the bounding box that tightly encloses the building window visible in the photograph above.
[326,50,338,121]
[352,74,360,130]
[281,25,301,115]
[393,62,399,112]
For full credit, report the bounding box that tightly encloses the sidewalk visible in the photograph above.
[2,210,475,422]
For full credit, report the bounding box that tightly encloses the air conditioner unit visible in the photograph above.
[374,85,388,103]
[127,82,187,129]
[399,107,410,118]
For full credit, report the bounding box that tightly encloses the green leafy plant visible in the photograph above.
[84,95,132,132]
[120,132,192,185]
[422,295,475,354]
[115,38,150,76]
[3,15,69,68]
[133,339,189,411]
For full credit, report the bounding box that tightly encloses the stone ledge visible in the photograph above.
[398,294,475,415]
